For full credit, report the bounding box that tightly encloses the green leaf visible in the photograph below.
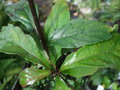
[49,18,113,48]
[0,3,8,30]
[49,45,61,65]
[0,76,13,90]
[0,58,24,79]
[0,24,51,69]
[6,0,38,31]
[110,82,118,90]
[45,0,70,63]
[103,76,111,88]
[19,67,51,87]
[54,77,71,90]
[61,66,98,77]
[60,34,120,77]
[45,0,70,39]
[0,14,3,29]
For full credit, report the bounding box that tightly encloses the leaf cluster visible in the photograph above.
[0,0,120,89]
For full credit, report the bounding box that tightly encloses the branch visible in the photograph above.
[60,74,74,90]
[28,0,49,57]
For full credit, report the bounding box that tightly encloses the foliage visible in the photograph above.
[93,0,120,23]
[0,1,9,30]
[0,56,25,90]
[90,68,120,89]
[0,0,120,89]
[5,0,39,32]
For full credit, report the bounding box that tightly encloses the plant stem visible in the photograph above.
[28,0,49,57]
[60,74,74,90]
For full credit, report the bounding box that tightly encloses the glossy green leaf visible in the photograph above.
[60,34,120,77]
[0,24,51,69]
[45,0,70,39]
[45,0,70,63]
[49,18,113,48]
[6,0,38,31]
[61,66,98,77]
[54,77,71,90]
[19,67,51,87]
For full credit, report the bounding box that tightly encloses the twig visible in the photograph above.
[60,74,74,90]
[11,63,27,90]
[28,0,49,57]
[11,76,19,90]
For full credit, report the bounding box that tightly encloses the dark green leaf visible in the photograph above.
[0,24,51,69]
[49,18,113,48]
[54,77,71,90]
[0,58,24,79]
[60,34,120,77]
[6,0,38,31]
[19,67,51,87]
[45,0,70,39]
[0,14,2,29]
[0,3,8,30]
[0,76,13,90]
